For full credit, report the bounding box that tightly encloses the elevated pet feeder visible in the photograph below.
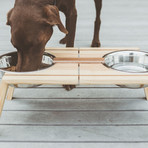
[1,47,148,116]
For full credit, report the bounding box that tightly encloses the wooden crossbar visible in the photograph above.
[53,57,104,64]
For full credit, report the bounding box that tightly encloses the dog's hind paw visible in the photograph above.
[59,37,67,44]
[91,40,101,47]
[63,85,76,91]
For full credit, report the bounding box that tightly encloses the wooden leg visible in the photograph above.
[144,87,148,100]
[7,86,15,101]
[0,80,9,116]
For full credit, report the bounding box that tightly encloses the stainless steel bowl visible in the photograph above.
[0,51,55,88]
[104,50,148,88]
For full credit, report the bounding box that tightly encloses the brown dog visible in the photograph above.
[7,0,102,90]
[7,0,68,72]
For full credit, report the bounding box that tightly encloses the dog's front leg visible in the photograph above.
[91,0,102,47]
[61,7,77,90]
[62,9,77,90]
[60,7,77,47]
[67,10,77,47]
[66,8,77,47]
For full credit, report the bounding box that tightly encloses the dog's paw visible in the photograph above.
[63,85,76,91]
[91,40,101,47]
[59,37,67,44]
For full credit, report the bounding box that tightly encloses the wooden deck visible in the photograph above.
[1,0,148,147]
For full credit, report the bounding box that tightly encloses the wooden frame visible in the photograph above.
[0,80,9,116]
[0,47,148,116]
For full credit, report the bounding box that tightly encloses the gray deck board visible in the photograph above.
[3,98,148,111]
[1,111,148,125]
[0,125,148,142]
[0,143,148,148]
[0,0,148,147]
[10,87,145,99]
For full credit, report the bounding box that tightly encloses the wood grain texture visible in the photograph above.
[80,64,148,76]
[6,86,14,101]
[80,75,148,85]
[0,80,8,116]
[144,87,148,100]
[5,64,78,76]
[45,48,79,58]
[79,47,139,58]
[3,75,78,85]
[80,64,148,85]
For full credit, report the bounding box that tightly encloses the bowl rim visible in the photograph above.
[0,51,55,75]
[103,50,148,73]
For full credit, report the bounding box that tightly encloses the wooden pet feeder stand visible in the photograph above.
[1,47,148,116]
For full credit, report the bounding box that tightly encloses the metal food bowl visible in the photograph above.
[104,50,148,88]
[0,51,55,88]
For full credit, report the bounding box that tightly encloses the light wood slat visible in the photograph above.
[3,99,148,111]
[79,48,139,58]
[0,126,148,141]
[80,76,148,85]
[1,111,148,125]
[46,47,79,51]
[45,48,79,58]
[2,75,78,85]
[54,57,104,63]
[79,50,118,58]
[80,64,148,76]
[0,143,148,148]
[45,50,78,58]
[5,64,78,76]
[79,47,140,51]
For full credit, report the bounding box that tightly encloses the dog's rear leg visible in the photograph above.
[91,0,102,47]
